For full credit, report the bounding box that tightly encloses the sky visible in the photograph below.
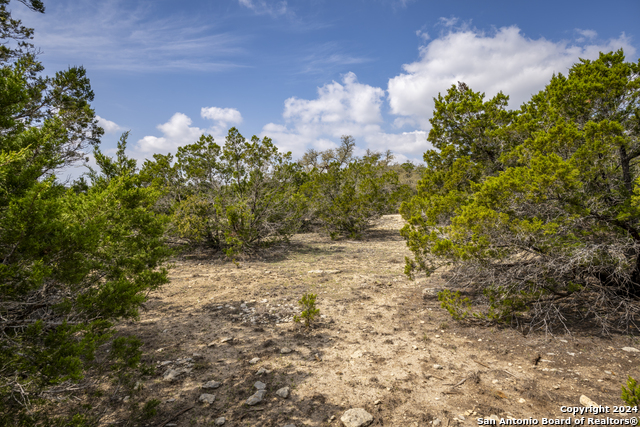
[12,0,640,176]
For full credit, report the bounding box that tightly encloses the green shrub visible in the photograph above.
[437,290,472,320]
[143,129,306,256]
[302,136,407,239]
[401,51,640,333]
[622,376,640,408]
[294,293,320,328]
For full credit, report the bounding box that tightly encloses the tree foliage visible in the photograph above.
[0,2,170,423]
[142,128,306,256]
[301,136,407,239]
[401,50,640,333]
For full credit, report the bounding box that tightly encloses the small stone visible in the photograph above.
[580,395,600,408]
[255,381,266,390]
[280,347,293,354]
[202,380,221,389]
[246,389,266,405]
[165,398,176,403]
[214,417,226,425]
[518,398,526,403]
[163,368,186,382]
[276,386,290,398]
[257,367,268,375]
[249,357,260,364]
[622,347,640,353]
[122,396,130,402]
[432,419,442,426]
[457,415,466,421]
[198,393,216,404]
[220,337,233,343]
[351,350,363,358]
[433,364,443,370]
[435,335,440,338]
[553,385,560,390]
[207,341,216,347]
[374,400,381,405]
[341,408,374,427]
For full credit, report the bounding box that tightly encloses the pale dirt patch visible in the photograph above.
[98,215,640,426]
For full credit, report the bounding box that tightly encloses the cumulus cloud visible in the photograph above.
[137,113,205,154]
[136,107,244,155]
[96,115,121,134]
[261,72,429,161]
[201,107,243,128]
[388,25,636,128]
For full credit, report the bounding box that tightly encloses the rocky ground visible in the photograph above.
[96,215,640,426]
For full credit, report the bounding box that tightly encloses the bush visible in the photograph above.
[401,50,640,333]
[143,129,306,256]
[0,4,171,419]
[302,136,407,239]
[622,376,640,408]
[294,293,320,328]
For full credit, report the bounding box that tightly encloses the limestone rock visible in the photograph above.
[622,347,640,353]
[280,347,293,354]
[214,417,225,425]
[163,368,186,381]
[202,380,221,389]
[249,357,260,364]
[246,389,266,405]
[341,408,374,427]
[580,395,600,408]
[254,381,266,390]
[198,393,216,404]
[276,386,290,398]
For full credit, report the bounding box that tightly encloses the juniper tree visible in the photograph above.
[401,50,640,333]
[0,2,170,423]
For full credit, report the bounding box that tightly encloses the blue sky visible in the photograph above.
[12,0,640,173]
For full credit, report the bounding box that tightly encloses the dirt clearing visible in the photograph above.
[101,215,640,426]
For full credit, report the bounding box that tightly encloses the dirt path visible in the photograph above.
[110,215,640,426]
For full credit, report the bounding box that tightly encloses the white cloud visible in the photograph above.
[576,29,598,40]
[283,72,384,132]
[438,16,459,27]
[96,115,121,134]
[201,107,243,128]
[136,107,243,155]
[388,25,636,128]
[415,30,430,42]
[137,113,205,154]
[238,0,288,17]
[261,72,429,161]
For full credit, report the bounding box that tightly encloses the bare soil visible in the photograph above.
[100,215,640,426]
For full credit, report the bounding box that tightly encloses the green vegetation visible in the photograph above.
[142,129,306,256]
[300,136,408,239]
[3,0,640,423]
[0,1,170,423]
[293,293,320,328]
[401,50,640,333]
[622,376,640,408]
